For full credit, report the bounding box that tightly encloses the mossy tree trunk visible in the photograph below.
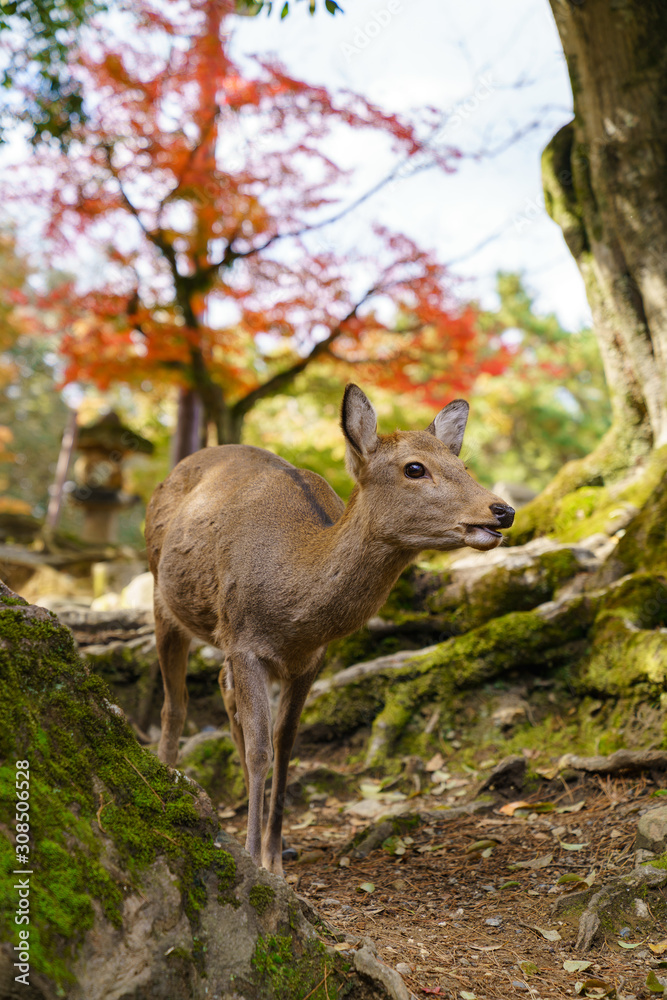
[543,0,667,467]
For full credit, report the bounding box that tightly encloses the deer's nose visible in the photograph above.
[489,503,515,528]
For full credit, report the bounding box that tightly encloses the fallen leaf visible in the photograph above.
[519,960,539,976]
[357,882,375,894]
[647,970,667,993]
[499,880,521,889]
[533,926,561,942]
[425,752,445,772]
[650,940,667,955]
[559,842,589,851]
[465,839,500,854]
[332,942,350,952]
[290,810,317,830]
[558,873,584,884]
[295,849,326,864]
[556,800,586,813]
[339,856,350,867]
[499,800,554,816]
[469,944,502,952]
[509,853,553,870]
[460,993,477,1000]
[575,978,616,997]
[564,960,592,973]
[617,940,642,949]
[421,989,445,995]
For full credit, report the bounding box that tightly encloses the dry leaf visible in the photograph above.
[465,839,500,854]
[357,882,375,894]
[290,810,317,830]
[564,960,592,972]
[469,944,502,952]
[499,800,554,816]
[510,853,553,870]
[650,940,667,955]
[426,752,445,772]
[533,926,561,941]
[575,977,616,997]
[557,800,586,813]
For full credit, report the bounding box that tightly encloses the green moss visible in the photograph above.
[249,884,276,916]
[643,854,667,870]
[0,601,236,989]
[357,601,595,767]
[251,934,342,1000]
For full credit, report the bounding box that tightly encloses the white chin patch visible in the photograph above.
[464,526,503,551]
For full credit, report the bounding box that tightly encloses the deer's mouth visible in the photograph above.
[464,524,503,550]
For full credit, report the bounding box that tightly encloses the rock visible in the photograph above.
[90,592,124,610]
[178,728,246,806]
[21,565,92,605]
[635,806,667,853]
[92,559,145,598]
[476,755,527,794]
[0,583,405,1000]
[121,571,154,610]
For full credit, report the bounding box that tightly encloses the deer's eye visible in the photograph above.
[404,462,426,479]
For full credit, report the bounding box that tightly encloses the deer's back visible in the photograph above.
[145,445,345,648]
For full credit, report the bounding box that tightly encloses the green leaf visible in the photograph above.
[647,971,666,993]
[325,0,342,12]
[559,842,589,851]
[499,880,521,889]
[357,882,375,894]
[280,1,289,17]
[519,961,539,976]
[564,960,592,972]
[617,940,642,949]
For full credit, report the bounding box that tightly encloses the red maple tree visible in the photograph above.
[13,0,508,460]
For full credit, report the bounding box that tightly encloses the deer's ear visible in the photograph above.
[426,399,469,456]
[341,384,378,478]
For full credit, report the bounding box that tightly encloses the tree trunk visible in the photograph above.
[172,387,204,467]
[544,0,667,460]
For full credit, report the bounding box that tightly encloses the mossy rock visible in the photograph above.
[0,584,406,1000]
[179,730,246,806]
[508,444,667,548]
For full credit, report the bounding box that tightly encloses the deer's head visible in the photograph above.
[341,384,514,552]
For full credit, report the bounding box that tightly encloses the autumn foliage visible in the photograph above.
[14,0,509,455]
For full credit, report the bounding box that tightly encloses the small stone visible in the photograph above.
[634,898,649,919]
[635,806,667,853]
[395,962,412,976]
[620,927,632,937]
[512,982,529,991]
[485,915,502,927]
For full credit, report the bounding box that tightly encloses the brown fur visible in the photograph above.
[145,386,513,875]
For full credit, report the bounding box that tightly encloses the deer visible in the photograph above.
[145,384,514,876]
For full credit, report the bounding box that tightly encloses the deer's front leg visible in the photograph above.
[230,651,272,868]
[263,653,324,876]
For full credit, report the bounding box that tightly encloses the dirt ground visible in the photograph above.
[222,768,667,1000]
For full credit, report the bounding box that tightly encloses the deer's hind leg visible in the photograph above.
[155,599,192,766]
[263,651,325,876]
[219,658,249,793]
[225,651,272,868]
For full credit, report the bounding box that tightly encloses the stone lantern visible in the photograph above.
[70,412,154,544]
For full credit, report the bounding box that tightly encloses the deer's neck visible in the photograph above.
[303,490,414,643]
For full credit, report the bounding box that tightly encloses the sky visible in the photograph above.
[229,0,591,330]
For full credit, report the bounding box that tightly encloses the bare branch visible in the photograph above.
[231,291,376,418]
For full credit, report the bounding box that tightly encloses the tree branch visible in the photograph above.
[230,293,375,419]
